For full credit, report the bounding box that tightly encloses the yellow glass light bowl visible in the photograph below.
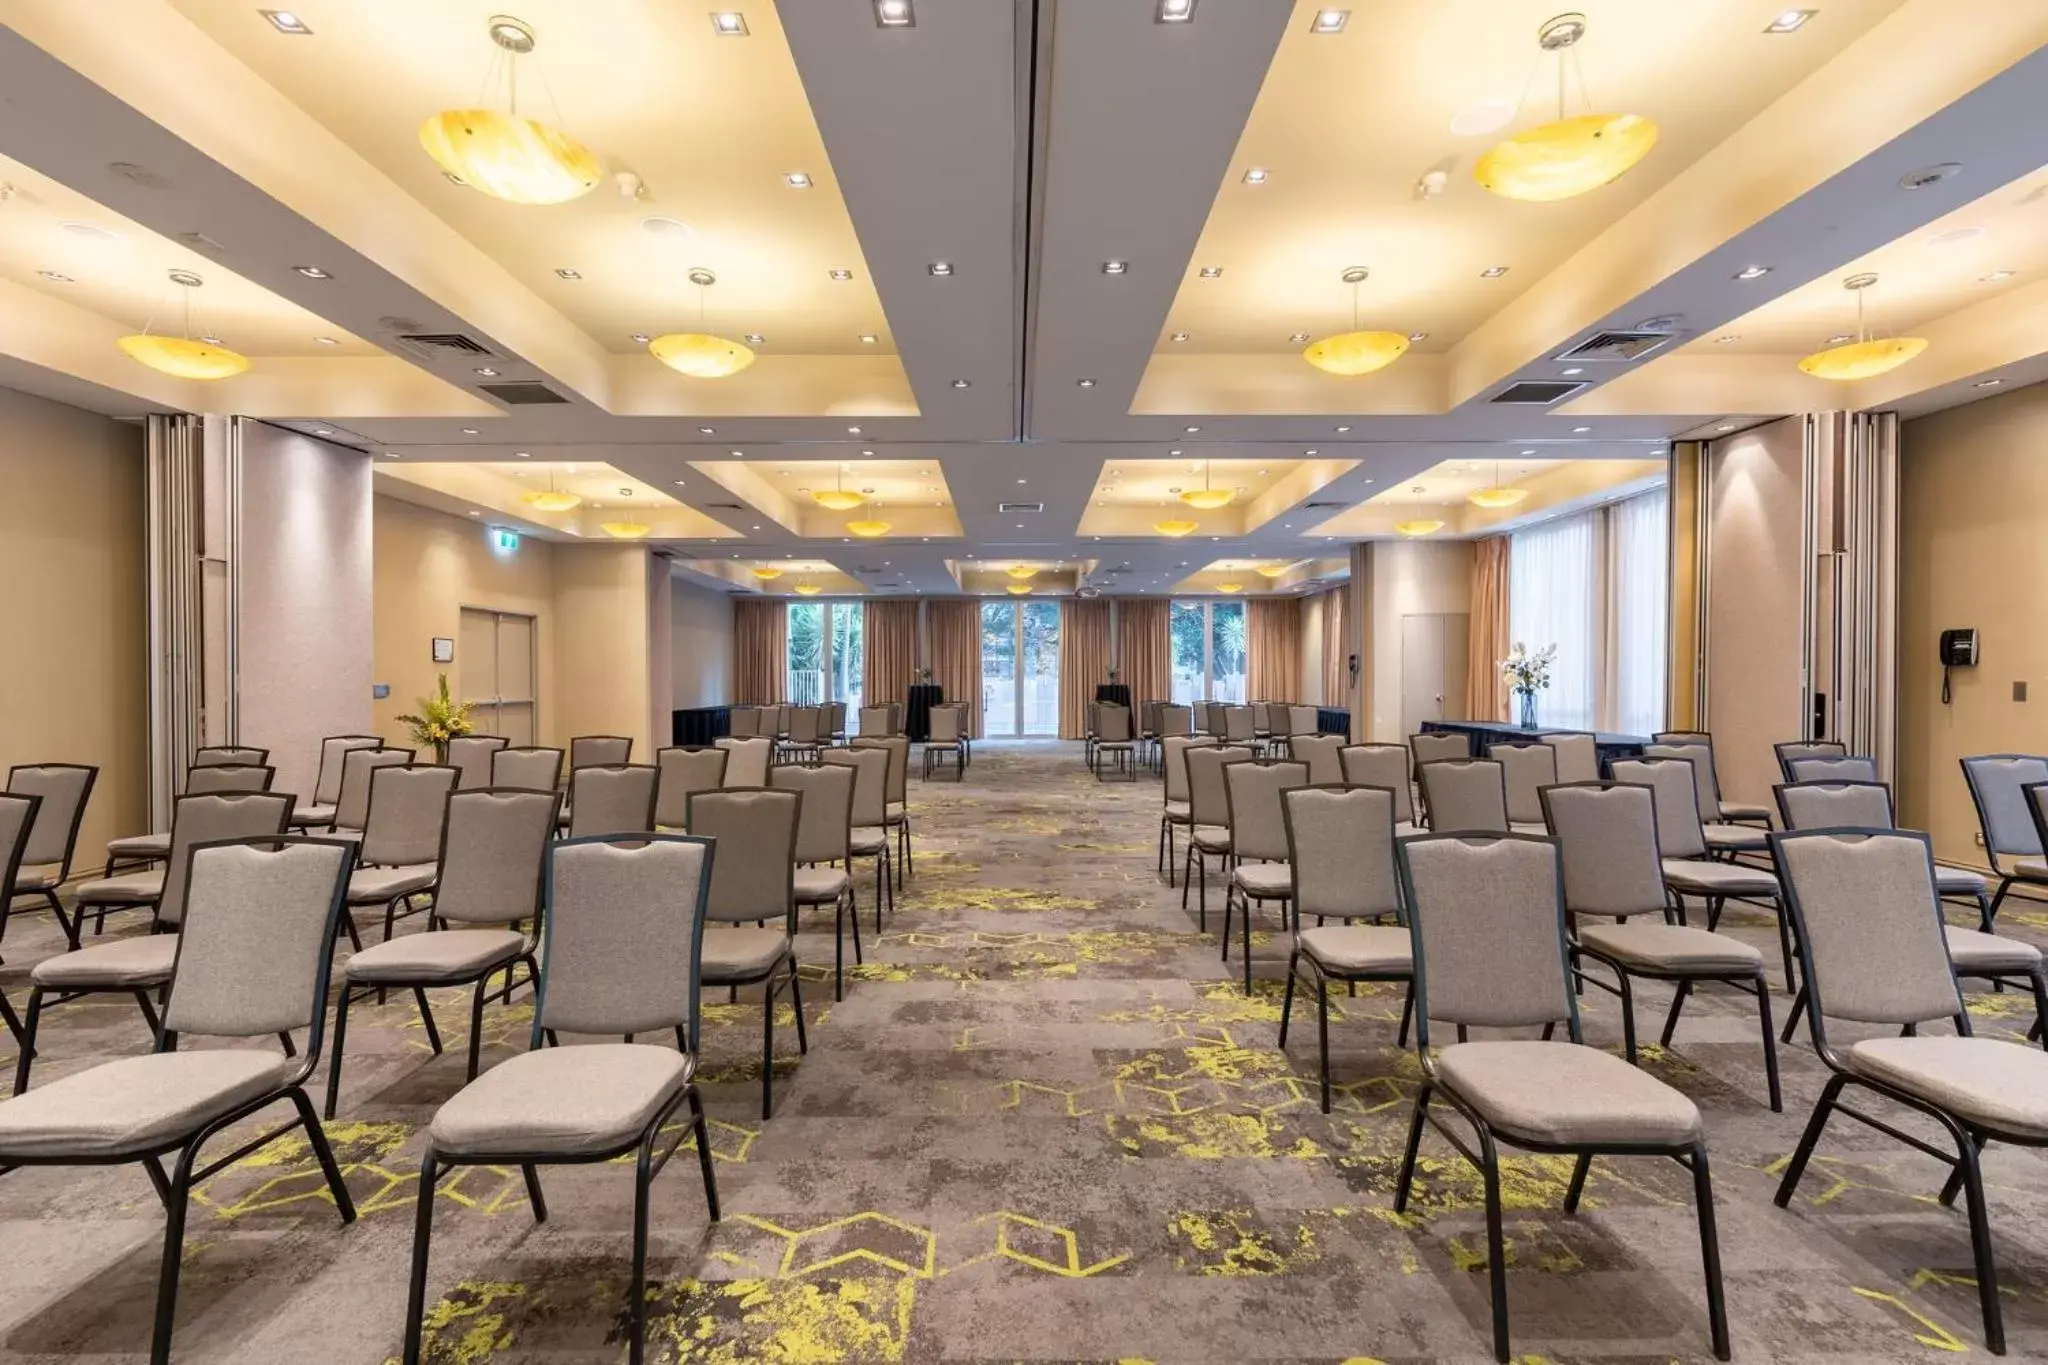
[812,489,867,511]
[600,521,650,539]
[1153,520,1200,537]
[1797,336,1929,381]
[1468,487,1529,510]
[1395,518,1444,537]
[522,489,583,512]
[1006,565,1038,580]
[792,583,822,596]
[1179,488,1236,510]
[1215,582,1244,594]
[648,332,756,379]
[1475,113,1660,203]
[419,108,603,205]
[1255,564,1290,579]
[846,519,891,538]
[1302,329,1410,377]
[117,334,250,381]
[751,566,785,580]
[1006,584,1032,595]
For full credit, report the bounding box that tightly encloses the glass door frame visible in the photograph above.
[785,599,863,729]
[1170,598,1248,703]
[979,599,1060,739]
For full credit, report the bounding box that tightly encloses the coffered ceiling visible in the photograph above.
[1,0,2045,598]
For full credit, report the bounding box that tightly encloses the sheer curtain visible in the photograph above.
[1608,489,1669,738]
[1509,510,1598,730]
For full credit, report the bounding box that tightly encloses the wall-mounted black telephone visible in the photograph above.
[1940,628,1978,704]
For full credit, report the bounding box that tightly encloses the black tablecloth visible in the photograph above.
[1095,684,1132,707]
[1421,718,1647,765]
[671,705,731,746]
[1316,707,1350,737]
[905,684,945,742]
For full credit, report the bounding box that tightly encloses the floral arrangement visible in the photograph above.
[915,665,934,683]
[396,673,475,759]
[1106,664,1120,681]
[1499,642,1556,727]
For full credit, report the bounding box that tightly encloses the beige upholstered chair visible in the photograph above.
[1157,735,1215,884]
[288,735,380,829]
[447,734,509,790]
[1409,730,1470,768]
[923,704,966,780]
[1771,827,2048,1355]
[1393,832,1730,1364]
[1221,706,1257,745]
[655,747,729,830]
[1289,734,1344,786]
[1644,742,1768,855]
[1418,759,1509,834]
[326,748,417,840]
[1783,754,1879,784]
[569,735,633,770]
[1541,732,1601,784]
[1277,785,1413,1110]
[326,787,560,1117]
[716,736,774,788]
[781,706,828,765]
[1339,744,1418,836]
[853,734,914,880]
[107,764,277,875]
[1961,754,2048,923]
[0,836,360,1364]
[1490,743,1556,833]
[823,747,894,926]
[5,762,98,949]
[1655,731,1771,827]
[1221,759,1309,993]
[1,793,44,1045]
[1773,739,1847,780]
[399,834,721,1365]
[690,787,806,1119]
[771,762,861,999]
[346,765,459,944]
[193,745,269,767]
[489,746,564,795]
[759,703,788,739]
[728,707,763,739]
[1181,745,1254,929]
[1093,706,1137,781]
[568,764,658,839]
[1250,701,1273,740]
[858,704,895,737]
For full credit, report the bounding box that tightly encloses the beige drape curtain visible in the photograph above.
[1317,587,1348,711]
[734,598,787,704]
[926,600,984,738]
[1467,535,1511,721]
[862,600,919,712]
[1115,597,1170,706]
[1247,598,1303,701]
[1058,599,1112,739]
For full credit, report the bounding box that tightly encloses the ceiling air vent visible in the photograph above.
[1302,500,1350,511]
[997,501,1044,513]
[1491,380,1589,405]
[398,331,494,355]
[480,380,568,405]
[703,502,746,511]
[1555,329,1680,363]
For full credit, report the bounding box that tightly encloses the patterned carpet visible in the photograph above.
[3,741,2047,1362]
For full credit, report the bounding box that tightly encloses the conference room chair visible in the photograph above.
[1276,784,1414,1111]
[1288,704,1321,741]
[1492,743,1557,832]
[1157,734,1214,884]
[1093,705,1138,781]
[729,707,763,739]
[858,704,895,737]
[1418,758,1515,834]
[289,735,381,829]
[490,745,564,795]
[1961,754,2048,923]
[826,702,848,745]
[1391,831,1730,1364]
[0,793,42,1045]
[1650,732,1773,829]
[1290,733,1344,786]
[770,762,861,1000]
[1644,743,1769,856]
[447,734,509,790]
[568,764,658,840]
[106,763,276,877]
[1782,754,1880,783]
[923,704,966,781]
[327,787,559,1116]
[1770,826,2048,1356]
[1081,701,1101,768]
[1541,782,1780,1112]
[763,704,789,741]
[331,747,419,838]
[14,791,295,1096]
[716,736,773,788]
[1540,732,1600,784]
[1181,744,1253,928]
[569,735,633,770]
[1221,705,1258,747]
[1612,757,1792,989]
[689,787,807,1119]
[781,706,828,767]
[852,733,914,881]
[1773,739,1848,781]
[1153,703,1192,773]
[4,762,98,950]
[654,746,728,830]
[0,835,359,1365]
[1221,759,1309,994]
[1339,744,1420,838]
[1773,780,2042,1048]
[822,746,894,925]
[398,834,721,1365]
[192,744,269,767]
[1408,732,1469,824]
[345,765,458,946]
[1250,701,1274,743]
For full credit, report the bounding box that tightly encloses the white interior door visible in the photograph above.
[1399,613,1470,736]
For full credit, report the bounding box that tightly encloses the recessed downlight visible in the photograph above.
[860,333,878,344]
[1198,266,1223,279]
[1310,8,1349,33]
[293,265,332,279]
[829,268,854,281]
[1976,378,2004,388]
[36,270,74,283]
[1288,331,1310,344]
[314,336,339,346]
[874,0,913,27]
[783,172,812,189]
[1572,426,1591,434]
[1242,167,1269,185]
[1156,0,1195,22]
[641,216,694,237]
[1764,9,1817,33]
[474,366,498,377]
[461,428,479,435]
[631,332,651,344]
[1479,265,1508,278]
[554,267,582,280]
[1101,260,1128,275]
[928,261,953,276]
[1735,264,1772,280]
[711,12,748,35]
[1560,366,1583,375]
[260,9,312,34]
[698,426,715,434]
[951,378,971,388]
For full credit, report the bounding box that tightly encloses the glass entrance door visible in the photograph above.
[981,602,1018,737]
[1170,598,1247,704]
[980,599,1061,738]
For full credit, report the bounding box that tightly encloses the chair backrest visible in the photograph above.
[333,747,416,831]
[1418,759,1507,833]
[1540,732,1600,784]
[1610,757,1708,860]
[1784,755,1880,785]
[1098,706,1132,743]
[534,835,712,1043]
[1284,784,1400,921]
[1772,829,1962,1028]
[716,736,773,788]
[853,734,910,804]
[930,704,963,744]
[6,762,97,874]
[1158,703,1191,738]
[1398,834,1573,1033]
[447,734,509,790]
[826,702,847,736]
[1653,730,1713,746]
[1774,739,1848,780]
[570,735,633,769]
[729,707,762,738]
[0,792,43,908]
[2027,783,2048,871]
[491,746,564,794]
[1289,733,1345,786]
[859,705,894,737]
[821,747,889,828]
[771,762,854,864]
[1288,704,1320,737]
[1538,781,1668,920]
[788,706,825,744]
[194,745,269,768]
[360,764,459,866]
[312,735,381,805]
[1222,707,1256,743]
[160,791,297,927]
[1185,745,1254,828]
[163,837,354,1043]
[1409,731,1471,772]
[185,763,275,796]
[1339,745,1414,824]
[433,789,560,926]
[1774,780,1895,832]
[1161,735,1213,804]
[1960,754,2048,867]
[569,764,659,839]
[760,704,786,736]
[1224,760,1310,861]
[1250,701,1272,734]
[689,787,800,925]
[655,747,729,828]
[1644,741,1722,823]
[1492,743,1557,823]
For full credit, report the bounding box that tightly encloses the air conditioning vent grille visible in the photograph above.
[1302,500,1350,510]
[480,381,568,405]
[997,501,1044,513]
[399,332,493,355]
[1491,380,1589,405]
[1556,330,1679,362]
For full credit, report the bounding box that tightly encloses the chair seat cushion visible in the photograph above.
[31,934,180,988]
[1719,801,1771,821]
[429,1043,693,1159]
[1299,925,1411,976]
[2015,857,2048,880]
[1437,1040,1703,1147]
[1661,859,1779,897]
[1577,923,1763,974]
[701,927,791,982]
[346,864,438,905]
[1232,863,1292,898]
[72,870,165,907]
[346,929,525,984]
[1509,821,1549,837]
[0,1050,291,1159]
[885,802,906,824]
[1162,800,1190,823]
[106,833,171,860]
[794,867,850,903]
[850,828,888,856]
[1703,823,1770,851]
[1394,821,1423,840]
[1846,1036,2048,1140]
[1945,929,2042,976]
[12,863,61,892]
[1936,866,1988,895]
[289,803,337,828]
[1190,825,1230,853]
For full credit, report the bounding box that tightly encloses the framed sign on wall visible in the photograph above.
[431,637,455,663]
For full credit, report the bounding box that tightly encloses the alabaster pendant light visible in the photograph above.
[793,580,821,596]
[846,519,891,538]
[1476,14,1658,203]
[1467,461,1529,510]
[522,471,581,512]
[1153,519,1199,537]
[650,269,756,379]
[1395,486,1443,536]
[1179,461,1235,511]
[420,17,602,206]
[1215,582,1244,594]
[118,270,251,380]
[1006,564,1038,580]
[1006,583,1032,596]
[1798,273,1928,381]
[811,467,866,512]
[600,520,651,539]
[751,566,785,580]
[1255,562,1292,579]
[1303,266,1410,377]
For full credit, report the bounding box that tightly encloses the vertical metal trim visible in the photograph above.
[1797,415,1820,741]
[1695,440,1713,729]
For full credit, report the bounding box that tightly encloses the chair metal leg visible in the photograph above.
[1616,971,1639,1064]
[288,1087,358,1223]
[1242,894,1255,995]
[1392,1082,1431,1214]
[761,972,777,1120]
[0,989,25,1053]
[1774,1072,1846,1207]
[1755,977,1783,1112]
[149,1141,200,1365]
[1316,977,1331,1113]
[1478,1130,1511,1363]
[324,986,352,1119]
[464,978,488,1080]
[1658,979,1692,1049]
[789,959,808,1054]
[42,889,80,950]
[412,987,443,1055]
[688,1086,722,1221]
[629,1129,655,1365]
[1396,982,1414,1049]
[401,1149,439,1365]
[12,986,43,1095]
[1781,983,1807,1044]
[1563,1152,1593,1212]
[1277,954,1297,1047]
[521,1163,548,1221]
[1691,1144,1732,1361]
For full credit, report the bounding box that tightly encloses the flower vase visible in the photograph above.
[1515,688,1538,730]
[432,741,449,764]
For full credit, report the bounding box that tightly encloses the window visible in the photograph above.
[1510,511,1598,730]
[1609,489,1669,738]
[1210,599,1246,703]
[1171,599,1247,703]
[785,601,864,730]
[786,600,826,706]
[981,601,1017,736]
[830,601,864,725]
[981,600,1060,737]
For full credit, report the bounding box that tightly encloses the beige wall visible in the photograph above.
[671,571,735,708]
[1899,383,2048,865]
[1298,593,1325,707]
[553,543,656,755]
[1366,539,1474,743]
[0,385,147,867]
